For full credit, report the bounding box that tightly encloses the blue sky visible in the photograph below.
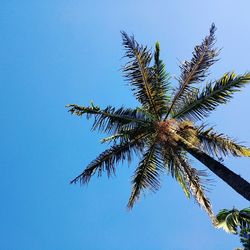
[1,1,250,249]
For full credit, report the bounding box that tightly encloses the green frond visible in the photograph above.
[197,125,250,159]
[173,72,250,120]
[216,209,241,233]
[165,23,219,119]
[216,209,238,233]
[173,165,191,199]
[70,134,147,185]
[121,32,167,119]
[66,104,151,133]
[150,42,172,116]
[176,172,191,198]
[163,149,191,198]
[127,140,164,209]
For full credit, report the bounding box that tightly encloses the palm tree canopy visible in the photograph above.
[67,24,250,221]
[216,208,250,233]
[216,208,250,250]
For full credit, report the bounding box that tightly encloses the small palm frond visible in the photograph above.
[127,140,164,209]
[216,209,240,233]
[70,134,147,184]
[175,154,214,220]
[216,208,250,249]
[197,125,250,159]
[165,23,219,119]
[173,72,250,120]
[66,104,151,133]
[121,32,164,119]
[149,42,171,116]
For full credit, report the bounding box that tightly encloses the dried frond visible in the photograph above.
[175,154,214,219]
[178,23,218,85]
[165,23,219,118]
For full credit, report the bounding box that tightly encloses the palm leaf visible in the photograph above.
[149,42,171,117]
[121,32,164,119]
[66,104,151,133]
[175,154,214,220]
[173,72,250,120]
[100,125,151,144]
[70,134,147,184]
[216,208,250,249]
[216,209,241,233]
[162,148,191,198]
[197,125,250,159]
[165,23,219,119]
[127,139,164,208]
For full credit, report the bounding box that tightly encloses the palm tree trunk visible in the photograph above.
[177,135,250,201]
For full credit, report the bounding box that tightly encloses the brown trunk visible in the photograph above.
[177,136,250,201]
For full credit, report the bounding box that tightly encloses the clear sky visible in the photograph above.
[1,1,250,249]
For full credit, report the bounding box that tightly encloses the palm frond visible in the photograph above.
[127,140,164,209]
[70,134,147,184]
[175,154,214,220]
[165,23,219,119]
[173,72,250,120]
[164,150,191,199]
[121,32,164,119]
[178,23,218,85]
[66,104,151,133]
[216,208,250,231]
[197,125,250,159]
[162,148,191,198]
[216,209,240,233]
[149,42,171,116]
[100,125,151,144]
[216,208,250,249]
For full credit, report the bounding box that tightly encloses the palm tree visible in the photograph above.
[216,208,250,250]
[67,24,250,220]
